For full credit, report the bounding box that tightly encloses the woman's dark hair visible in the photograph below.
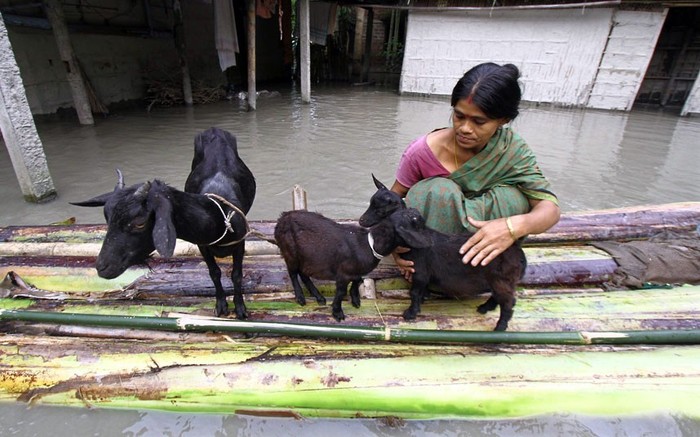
[451,63,522,121]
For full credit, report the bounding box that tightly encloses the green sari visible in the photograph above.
[405,127,558,234]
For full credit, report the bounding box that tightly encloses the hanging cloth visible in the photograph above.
[214,0,239,71]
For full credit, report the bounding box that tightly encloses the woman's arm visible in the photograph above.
[459,198,560,266]
[390,180,415,280]
[391,180,409,197]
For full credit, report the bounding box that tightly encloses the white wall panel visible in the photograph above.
[681,74,700,116]
[587,10,667,111]
[400,8,614,106]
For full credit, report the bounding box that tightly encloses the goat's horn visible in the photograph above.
[115,169,125,191]
[134,181,151,199]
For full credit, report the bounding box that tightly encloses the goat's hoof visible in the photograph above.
[316,296,327,305]
[494,323,508,331]
[295,296,307,306]
[332,311,345,322]
[351,299,361,309]
[234,304,248,320]
[215,307,230,318]
[402,310,417,320]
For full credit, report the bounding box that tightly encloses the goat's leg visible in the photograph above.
[477,295,498,314]
[489,279,517,331]
[300,274,327,305]
[199,246,231,317]
[349,279,361,308]
[402,280,427,320]
[229,242,248,320]
[331,280,349,322]
[287,269,307,306]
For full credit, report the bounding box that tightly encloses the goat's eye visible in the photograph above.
[132,221,147,230]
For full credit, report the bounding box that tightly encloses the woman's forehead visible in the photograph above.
[453,99,488,118]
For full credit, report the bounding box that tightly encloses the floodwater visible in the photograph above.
[1,84,699,226]
[1,84,700,435]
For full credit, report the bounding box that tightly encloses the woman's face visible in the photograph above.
[452,99,507,152]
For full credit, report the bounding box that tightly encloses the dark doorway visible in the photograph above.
[635,7,700,109]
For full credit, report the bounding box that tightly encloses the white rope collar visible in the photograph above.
[205,193,251,247]
[367,231,384,260]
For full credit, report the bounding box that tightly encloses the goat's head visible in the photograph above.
[191,127,239,171]
[359,174,406,227]
[390,208,432,249]
[71,173,177,279]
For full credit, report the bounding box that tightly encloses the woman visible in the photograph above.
[392,62,560,274]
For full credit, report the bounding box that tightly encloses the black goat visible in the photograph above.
[71,127,256,319]
[274,209,430,321]
[359,176,526,331]
[358,174,406,227]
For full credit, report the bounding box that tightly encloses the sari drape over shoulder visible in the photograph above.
[405,127,558,234]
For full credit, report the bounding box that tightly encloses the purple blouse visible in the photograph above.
[395,133,450,188]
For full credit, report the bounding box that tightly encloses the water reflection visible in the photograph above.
[1,85,698,226]
[1,403,698,436]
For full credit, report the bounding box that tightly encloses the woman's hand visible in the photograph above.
[460,199,560,266]
[392,247,414,282]
[459,216,516,266]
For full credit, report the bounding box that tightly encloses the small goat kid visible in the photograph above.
[71,127,256,319]
[274,209,430,321]
[359,175,526,331]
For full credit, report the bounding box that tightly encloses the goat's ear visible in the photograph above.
[152,195,177,257]
[396,209,432,248]
[70,192,113,207]
[397,226,432,249]
[372,173,387,190]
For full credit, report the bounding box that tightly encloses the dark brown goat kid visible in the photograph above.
[71,127,256,319]
[359,175,526,331]
[274,209,430,321]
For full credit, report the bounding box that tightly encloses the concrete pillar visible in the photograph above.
[0,13,57,203]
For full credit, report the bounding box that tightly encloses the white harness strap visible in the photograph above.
[367,231,384,260]
[205,193,251,247]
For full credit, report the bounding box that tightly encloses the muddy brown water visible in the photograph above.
[1,84,699,226]
[1,84,699,435]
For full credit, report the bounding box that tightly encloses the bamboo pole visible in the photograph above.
[299,0,310,102]
[2,309,699,345]
[246,0,256,111]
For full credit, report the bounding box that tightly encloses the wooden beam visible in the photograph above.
[299,0,310,103]
[247,0,256,110]
[362,8,374,83]
[42,0,94,125]
[0,14,57,202]
[172,0,192,106]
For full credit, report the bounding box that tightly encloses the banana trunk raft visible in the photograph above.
[1,202,699,420]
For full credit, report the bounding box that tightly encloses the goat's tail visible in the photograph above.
[249,228,277,245]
